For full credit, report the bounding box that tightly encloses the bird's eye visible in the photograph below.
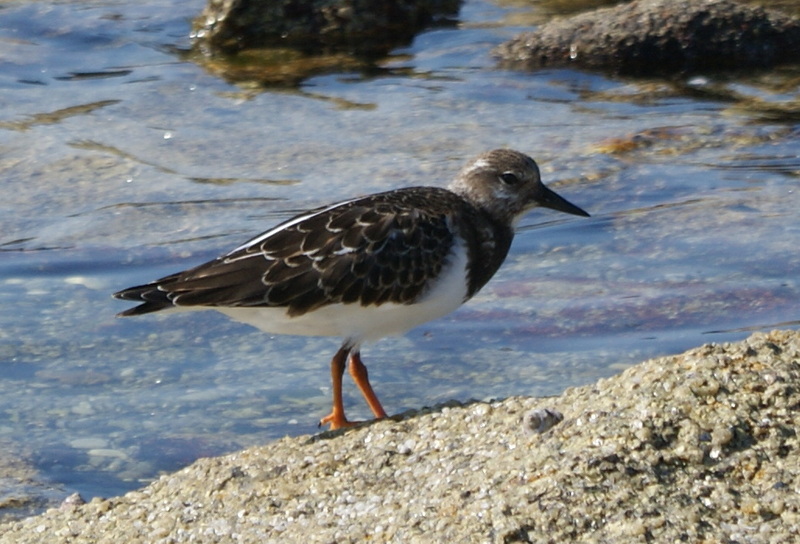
[499,172,520,185]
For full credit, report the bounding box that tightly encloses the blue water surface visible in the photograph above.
[0,0,798,508]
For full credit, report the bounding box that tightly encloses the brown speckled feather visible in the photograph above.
[114,187,510,317]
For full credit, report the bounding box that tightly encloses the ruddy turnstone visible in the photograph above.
[114,149,589,429]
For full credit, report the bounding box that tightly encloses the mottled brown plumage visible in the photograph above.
[117,190,474,317]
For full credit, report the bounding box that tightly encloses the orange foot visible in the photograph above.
[319,411,362,430]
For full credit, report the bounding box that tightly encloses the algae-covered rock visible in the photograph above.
[495,0,800,75]
[192,0,461,56]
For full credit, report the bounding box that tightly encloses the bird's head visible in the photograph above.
[449,149,589,225]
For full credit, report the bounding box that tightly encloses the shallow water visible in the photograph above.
[0,0,798,508]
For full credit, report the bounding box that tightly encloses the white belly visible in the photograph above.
[216,239,470,343]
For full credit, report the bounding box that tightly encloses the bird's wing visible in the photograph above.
[115,188,461,317]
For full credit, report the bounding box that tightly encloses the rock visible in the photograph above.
[522,407,563,434]
[191,0,461,56]
[494,0,800,75]
[0,442,67,524]
[2,330,800,542]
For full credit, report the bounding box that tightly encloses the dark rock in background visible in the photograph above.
[494,0,800,75]
[191,0,461,57]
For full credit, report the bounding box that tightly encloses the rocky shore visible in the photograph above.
[1,330,799,542]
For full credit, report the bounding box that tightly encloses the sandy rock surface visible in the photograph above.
[2,330,799,543]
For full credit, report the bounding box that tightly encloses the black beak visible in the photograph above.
[539,185,590,217]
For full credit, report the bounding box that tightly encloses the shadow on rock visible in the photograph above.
[494,0,800,76]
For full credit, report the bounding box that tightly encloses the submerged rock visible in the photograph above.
[191,0,461,56]
[2,330,800,542]
[0,442,67,524]
[494,0,800,75]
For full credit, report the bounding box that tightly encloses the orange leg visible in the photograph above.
[319,346,353,430]
[318,346,388,430]
[348,350,388,420]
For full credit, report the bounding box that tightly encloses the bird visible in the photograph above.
[113,149,589,430]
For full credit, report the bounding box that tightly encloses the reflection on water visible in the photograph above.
[0,0,798,516]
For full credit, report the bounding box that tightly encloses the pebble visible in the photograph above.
[1,330,799,543]
[522,407,563,434]
[68,438,108,450]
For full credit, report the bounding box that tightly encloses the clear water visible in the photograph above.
[1,0,798,509]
